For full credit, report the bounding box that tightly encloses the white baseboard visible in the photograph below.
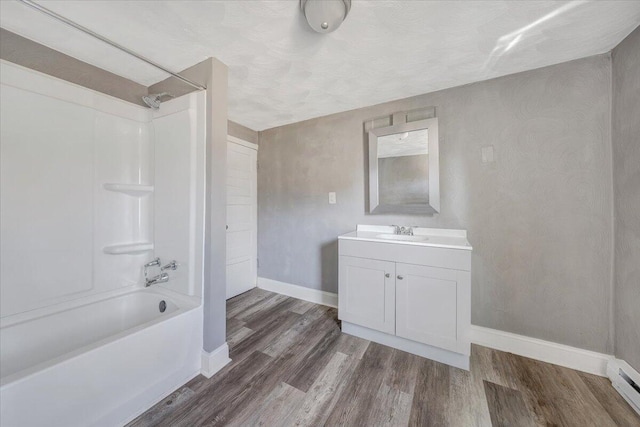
[607,358,640,415]
[471,325,613,377]
[257,277,338,308]
[255,278,613,377]
[201,343,231,378]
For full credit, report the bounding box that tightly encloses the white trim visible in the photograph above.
[257,277,338,308]
[607,358,640,415]
[343,321,469,370]
[201,343,231,378]
[228,134,259,150]
[471,325,613,376]
[256,278,615,376]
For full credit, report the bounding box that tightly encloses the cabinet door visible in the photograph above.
[338,256,395,334]
[396,263,469,353]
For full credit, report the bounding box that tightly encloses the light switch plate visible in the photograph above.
[481,145,495,163]
[329,192,337,204]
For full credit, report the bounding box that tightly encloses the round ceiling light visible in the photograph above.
[301,0,351,34]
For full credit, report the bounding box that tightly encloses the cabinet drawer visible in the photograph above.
[339,239,471,271]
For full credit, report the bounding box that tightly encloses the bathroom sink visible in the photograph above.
[376,234,430,242]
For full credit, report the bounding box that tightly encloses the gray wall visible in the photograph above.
[258,54,614,353]
[0,28,147,106]
[612,26,640,371]
[378,155,429,205]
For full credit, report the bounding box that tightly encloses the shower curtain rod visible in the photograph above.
[17,0,207,91]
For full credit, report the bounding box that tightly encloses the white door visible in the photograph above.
[226,139,257,299]
[395,263,465,353]
[338,256,396,334]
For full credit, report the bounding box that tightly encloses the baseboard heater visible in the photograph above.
[607,359,640,415]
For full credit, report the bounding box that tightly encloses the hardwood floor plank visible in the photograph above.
[226,317,246,337]
[292,351,358,426]
[226,288,273,318]
[577,372,640,427]
[409,357,450,427]
[369,383,413,426]
[385,348,422,394]
[227,325,254,348]
[289,299,316,315]
[243,296,299,330]
[151,350,274,426]
[233,292,287,321]
[484,380,536,427]
[335,332,370,360]
[128,386,196,427]
[324,342,395,425]
[448,364,492,427]
[262,305,329,357]
[283,319,342,392]
[509,354,618,427]
[229,381,306,427]
[229,310,300,362]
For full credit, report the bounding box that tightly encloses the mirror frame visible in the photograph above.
[368,117,439,215]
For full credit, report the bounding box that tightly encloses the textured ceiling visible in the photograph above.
[1,1,639,131]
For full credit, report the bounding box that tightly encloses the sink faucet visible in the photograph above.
[401,226,413,236]
[390,225,414,235]
[145,272,169,287]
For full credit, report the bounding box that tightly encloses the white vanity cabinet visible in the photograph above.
[338,225,472,370]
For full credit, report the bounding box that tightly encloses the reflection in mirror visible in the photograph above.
[368,117,439,214]
[377,129,429,206]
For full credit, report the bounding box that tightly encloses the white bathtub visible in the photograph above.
[0,287,203,427]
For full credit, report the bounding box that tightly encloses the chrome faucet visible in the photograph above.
[391,225,414,235]
[401,226,414,236]
[161,260,178,271]
[145,272,169,287]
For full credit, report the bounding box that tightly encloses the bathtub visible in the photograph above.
[0,287,203,427]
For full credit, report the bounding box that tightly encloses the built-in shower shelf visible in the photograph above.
[103,242,154,255]
[103,183,154,197]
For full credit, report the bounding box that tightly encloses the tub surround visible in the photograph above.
[338,225,472,369]
[0,62,209,426]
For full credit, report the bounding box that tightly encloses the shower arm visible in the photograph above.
[16,0,207,91]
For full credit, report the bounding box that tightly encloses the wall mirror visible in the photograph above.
[368,117,439,214]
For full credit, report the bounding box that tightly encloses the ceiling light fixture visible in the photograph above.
[301,0,351,34]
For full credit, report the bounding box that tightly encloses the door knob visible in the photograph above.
[385,273,390,278]
[397,275,404,280]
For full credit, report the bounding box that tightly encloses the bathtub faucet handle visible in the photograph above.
[161,260,178,271]
[144,257,161,268]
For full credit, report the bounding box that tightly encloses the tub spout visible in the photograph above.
[145,272,169,287]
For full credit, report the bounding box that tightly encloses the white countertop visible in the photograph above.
[339,225,472,251]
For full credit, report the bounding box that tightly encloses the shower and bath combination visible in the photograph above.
[142,92,174,109]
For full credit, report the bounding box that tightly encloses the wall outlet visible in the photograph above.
[329,192,337,204]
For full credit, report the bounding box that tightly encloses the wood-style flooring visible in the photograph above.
[129,288,640,427]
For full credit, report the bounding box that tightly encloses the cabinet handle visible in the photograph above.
[385,273,390,278]
[397,275,404,280]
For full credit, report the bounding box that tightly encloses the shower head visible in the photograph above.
[142,92,173,109]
